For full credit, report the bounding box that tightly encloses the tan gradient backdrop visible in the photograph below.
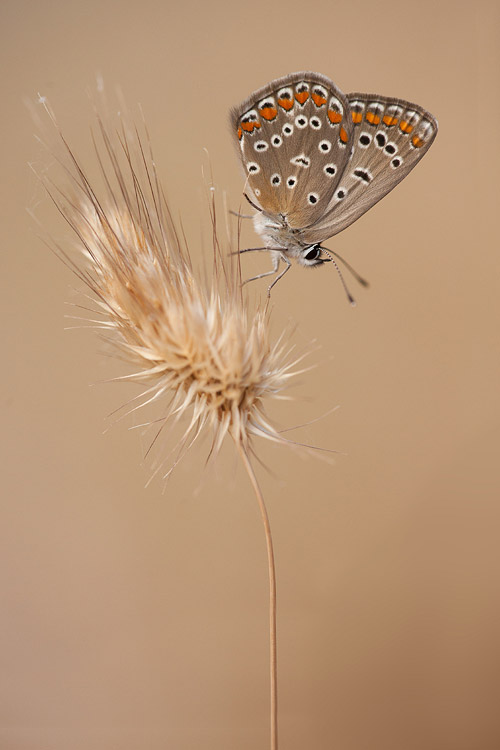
[2,1,500,748]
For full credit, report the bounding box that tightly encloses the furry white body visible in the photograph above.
[252,212,319,267]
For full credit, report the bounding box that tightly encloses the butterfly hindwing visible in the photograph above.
[302,93,438,244]
[230,72,355,229]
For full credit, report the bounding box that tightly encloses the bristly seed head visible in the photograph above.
[39,99,309,480]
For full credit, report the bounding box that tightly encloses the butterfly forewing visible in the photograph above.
[230,72,354,228]
[302,93,438,244]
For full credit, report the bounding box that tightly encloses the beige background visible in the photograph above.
[2,1,500,748]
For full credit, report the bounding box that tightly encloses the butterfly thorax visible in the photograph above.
[253,211,307,259]
[252,211,330,267]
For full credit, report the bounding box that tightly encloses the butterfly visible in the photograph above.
[230,71,438,299]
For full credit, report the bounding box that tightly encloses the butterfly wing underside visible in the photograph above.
[302,92,438,244]
[230,72,355,229]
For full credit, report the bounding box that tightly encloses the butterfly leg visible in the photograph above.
[242,251,281,286]
[231,247,269,256]
[266,254,291,297]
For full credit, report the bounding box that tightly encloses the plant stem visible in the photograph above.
[237,441,278,750]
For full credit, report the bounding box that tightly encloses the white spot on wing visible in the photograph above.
[312,84,328,103]
[353,168,373,184]
[258,96,276,110]
[403,110,420,127]
[328,96,343,115]
[290,154,310,168]
[384,104,403,122]
[367,101,384,118]
[254,140,269,152]
[420,120,434,138]
[241,109,258,122]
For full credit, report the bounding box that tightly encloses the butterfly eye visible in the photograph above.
[304,245,321,261]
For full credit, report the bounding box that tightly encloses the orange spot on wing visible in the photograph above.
[411,134,424,148]
[312,92,326,107]
[327,110,342,124]
[365,112,381,125]
[383,115,398,126]
[295,91,309,104]
[278,97,294,110]
[237,126,242,140]
[259,107,278,121]
[339,126,348,143]
[351,111,363,124]
[400,120,414,134]
[241,121,261,133]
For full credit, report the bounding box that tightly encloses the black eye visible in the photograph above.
[305,245,321,261]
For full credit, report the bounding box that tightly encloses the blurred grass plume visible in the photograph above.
[35,96,310,481]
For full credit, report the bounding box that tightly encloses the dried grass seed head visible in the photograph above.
[39,99,309,477]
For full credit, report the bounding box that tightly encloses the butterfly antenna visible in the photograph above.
[326,248,370,287]
[321,249,356,306]
[229,209,254,219]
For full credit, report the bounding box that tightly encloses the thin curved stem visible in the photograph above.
[237,440,278,750]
